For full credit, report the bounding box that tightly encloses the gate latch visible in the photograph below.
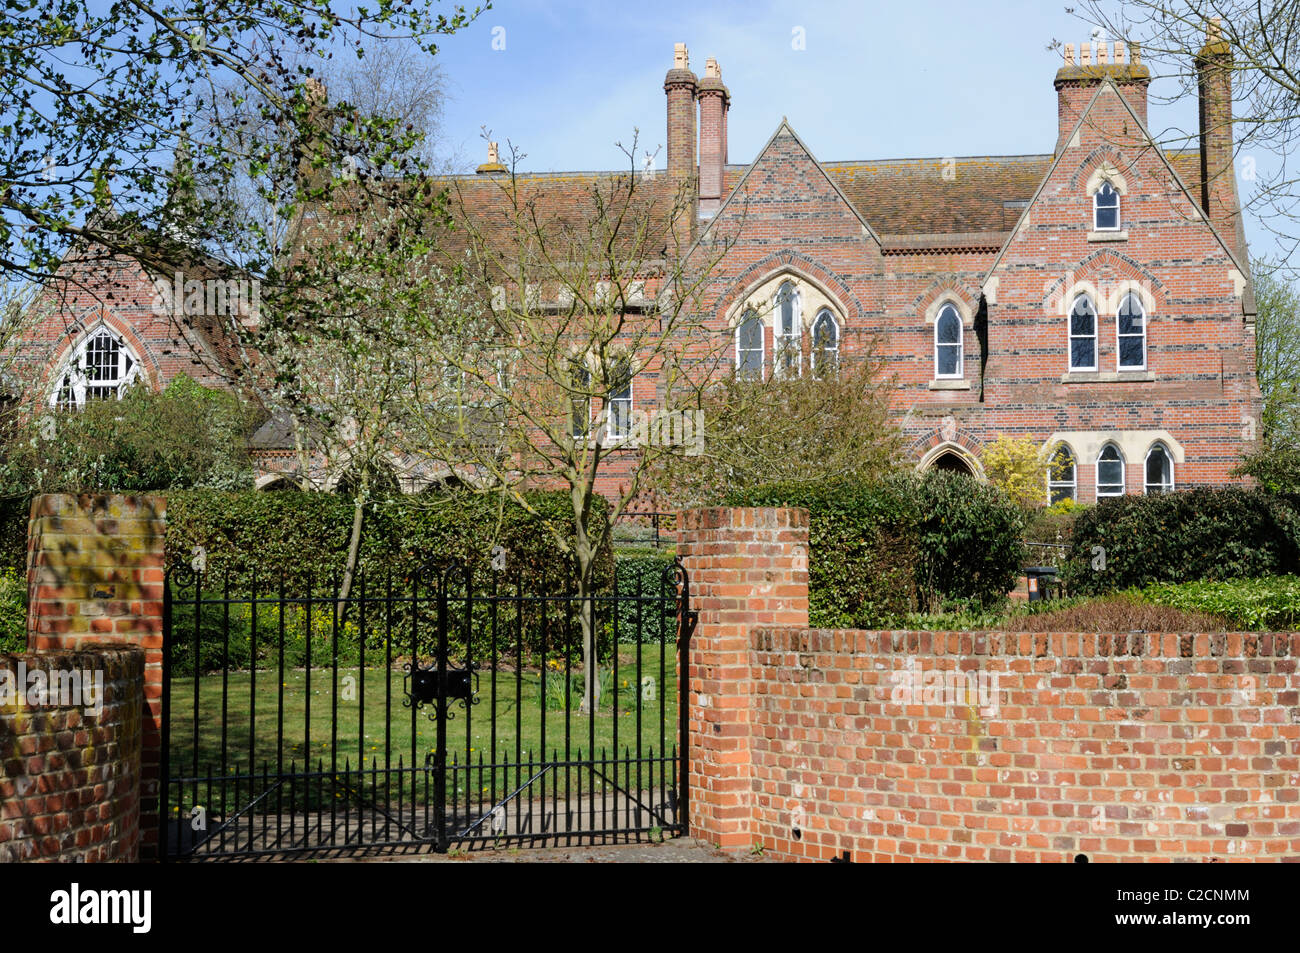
[406,665,476,709]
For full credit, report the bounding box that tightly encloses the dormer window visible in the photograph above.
[51,328,140,409]
[1094,181,1120,230]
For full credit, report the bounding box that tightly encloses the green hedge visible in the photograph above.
[726,471,1026,626]
[0,567,26,654]
[0,497,28,574]
[164,489,611,594]
[1142,576,1300,630]
[612,549,677,644]
[1062,488,1300,595]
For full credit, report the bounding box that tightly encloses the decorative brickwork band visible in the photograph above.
[25,494,165,857]
[676,507,809,848]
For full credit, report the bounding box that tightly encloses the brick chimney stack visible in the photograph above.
[664,42,699,239]
[1054,39,1150,151]
[664,44,698,180]
[1197,17,1240,253]
[697,57,730,218]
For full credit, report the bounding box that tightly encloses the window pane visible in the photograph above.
[1049,485,1075,505]
[1098,446,1124,495]
[1146,446,1171,492]
[813,312,836,349]
[937,343,959,376]
[1119,335,1144,367]
[1070,301,1095,336]
[1070,337,1095,369]
[778,283,795,336]
[1095,205,1118,229]
[936,310,960,344]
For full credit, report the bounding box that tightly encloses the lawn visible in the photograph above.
[166,644,680,797]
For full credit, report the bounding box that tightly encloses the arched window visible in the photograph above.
[735,310,763,379]
[774,281,801,377]
[1094,181,1120,230]
[1048,444,1077,504]
[1096,443,1126,498]
[934,304,963,378]
[1145,443,1173,495]
[1069,295,1097,372]
[811,308,839,376]
[52,327,140,409]
[1117,293,1146,370]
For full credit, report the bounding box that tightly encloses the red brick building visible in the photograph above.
[12,25,1260,506]
[669,26,1258,504]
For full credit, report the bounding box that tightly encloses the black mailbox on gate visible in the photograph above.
[1024,566,1058,602]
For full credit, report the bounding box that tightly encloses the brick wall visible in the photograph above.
[680,507,1300,862]
[0,646,144,861]
[676,507,808,848]
[25,494,166,857]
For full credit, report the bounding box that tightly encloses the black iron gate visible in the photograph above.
[160,558,696,860]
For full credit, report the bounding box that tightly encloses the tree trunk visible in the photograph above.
[339,469,368,609]
[575,541,600,715]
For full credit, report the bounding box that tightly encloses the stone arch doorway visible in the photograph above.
[916,440,984,479]
[930,450,975,475]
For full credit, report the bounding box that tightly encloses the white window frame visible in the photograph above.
[1093,181,1121,231]
[1096,443,1126,499]
[1144,442,1174,495]
[1047,444,1077,505]
[51,327,140,409]
[773,281,802,378]
[605,359,634,441]
[810,308,839,375]
[934,303,964,379]
[735,310,764,379]
[1068,294,1099,372]
[570,359,592,440]
[1116,293,1147,371]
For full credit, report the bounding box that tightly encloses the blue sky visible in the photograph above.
[430,0,1281,265]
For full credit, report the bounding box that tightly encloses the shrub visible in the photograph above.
[1,374,257,495]
[1142,576,1300,630]
[981,435,1051,509]
[612,549,677,644]
[996,593,1230,632]
[0,567,26,653]
[1061,488,1300,595]
[164,488,612,595]
[909,470,1027,609]
[168,602,254,676]
[726,471,1026,625]
[725,478,920,628]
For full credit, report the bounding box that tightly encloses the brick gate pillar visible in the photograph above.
[676,507,808,849]
[26,494,166,857]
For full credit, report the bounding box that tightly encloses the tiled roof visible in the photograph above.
[721,149,1205,238]
[418,145,1207,255]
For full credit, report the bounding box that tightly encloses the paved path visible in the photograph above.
[326,837,769,863]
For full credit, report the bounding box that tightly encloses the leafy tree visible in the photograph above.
[981,435,1053,510]
[1235,270,1300,489]
[390,135,738,713]
[0,0,482,286]
[651,354,902,507]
